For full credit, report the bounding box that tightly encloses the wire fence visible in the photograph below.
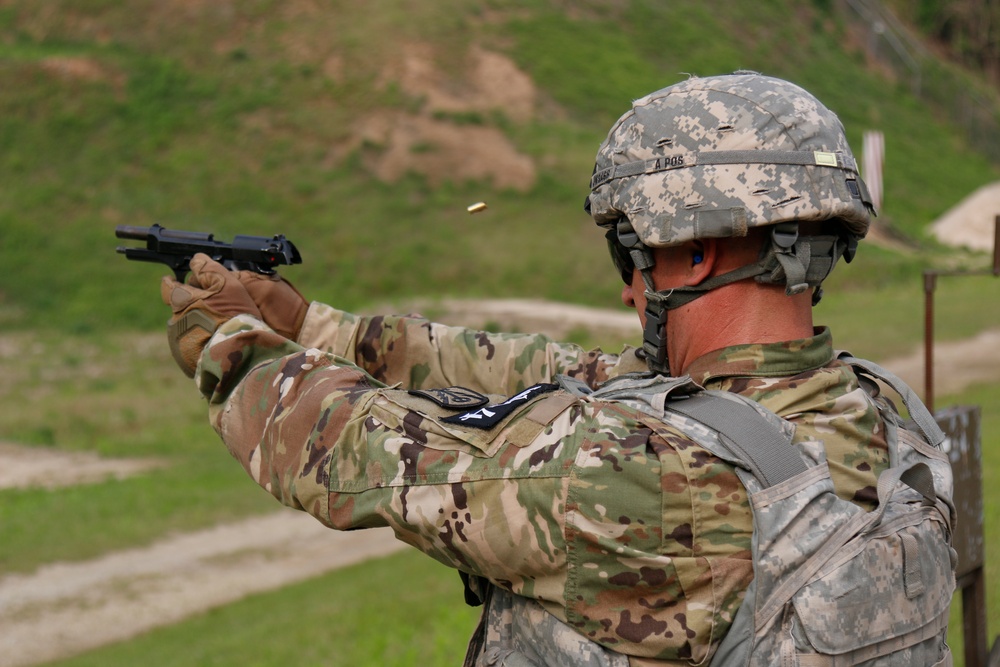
[839,0,1000,167]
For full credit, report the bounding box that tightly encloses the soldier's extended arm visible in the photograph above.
[195,316,573,594]
[121,225,634,393]
[192,315,750,660]
[295,302,633,394]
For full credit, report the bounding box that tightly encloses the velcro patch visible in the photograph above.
[442,383,559,429]
[408,386,490,410]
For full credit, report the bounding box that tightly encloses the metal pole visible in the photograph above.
[922,216,1000,664]
[923,271,937,414]
[994,215,1000,276]
[922,217,1000,412]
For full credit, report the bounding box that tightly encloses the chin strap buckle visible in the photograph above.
[770,222,810,296]
[642,301,669,374]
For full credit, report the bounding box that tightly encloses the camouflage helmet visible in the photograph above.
[586,73,876,375]
[587,72,874,248]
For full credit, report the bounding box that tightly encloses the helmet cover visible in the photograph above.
[588,72,873,248]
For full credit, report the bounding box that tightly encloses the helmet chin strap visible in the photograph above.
[633,240,756,376]
[631,222,855,375]
[616,220,673,375]
[638,267,671,375]
[639,264,759,376]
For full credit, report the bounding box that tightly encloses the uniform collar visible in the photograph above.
[683,327,835,386]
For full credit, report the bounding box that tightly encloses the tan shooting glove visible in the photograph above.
[235,271,308,341]
[161,253,262,377]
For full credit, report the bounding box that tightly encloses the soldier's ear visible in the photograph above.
[685,240,715,286]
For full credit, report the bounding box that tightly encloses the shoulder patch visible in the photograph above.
[442,383,559,429]
[408,386,490,410]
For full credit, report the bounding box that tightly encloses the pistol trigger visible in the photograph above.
[172,257,191,283]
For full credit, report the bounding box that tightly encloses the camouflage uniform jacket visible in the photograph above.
[194,303,889,664]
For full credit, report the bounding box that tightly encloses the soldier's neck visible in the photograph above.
[668,283,815,376]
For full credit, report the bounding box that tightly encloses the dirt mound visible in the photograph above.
[39,57,125,90]
[352,44,539,191]
[396,44,537,124]
[931,181,1000,252]
[358,113,536,191]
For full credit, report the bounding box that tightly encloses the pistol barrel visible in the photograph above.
[115,225,155,240]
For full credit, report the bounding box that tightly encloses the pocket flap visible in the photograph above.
[792,517,954,654]
[373,384,565,457]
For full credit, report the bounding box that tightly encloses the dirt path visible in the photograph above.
[0,443,168,491]
[880,327,1000,397]
[2,300,999,667]
[0,512,403,667]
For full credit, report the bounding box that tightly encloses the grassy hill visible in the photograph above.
[0,0,997,338]
[2,3,1000,665]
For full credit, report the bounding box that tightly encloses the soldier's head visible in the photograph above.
[585,72,875,373]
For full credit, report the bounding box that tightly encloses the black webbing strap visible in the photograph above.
[461,577,493,667]
[668,392,808,488]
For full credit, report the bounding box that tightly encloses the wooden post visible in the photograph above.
[921,217,1000,664]
[938,406,987,667]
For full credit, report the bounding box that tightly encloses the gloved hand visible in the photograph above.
[235,270,308,341]
[160,253,262,377]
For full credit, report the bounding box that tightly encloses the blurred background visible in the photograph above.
[1,1,998,665]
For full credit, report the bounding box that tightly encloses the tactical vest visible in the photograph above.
[463,355,956,667]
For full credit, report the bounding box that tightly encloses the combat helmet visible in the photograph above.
[586,71,876,373]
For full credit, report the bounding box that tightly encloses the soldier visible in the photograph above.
[159,72,953,665]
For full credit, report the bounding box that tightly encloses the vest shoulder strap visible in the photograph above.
[668,391,808,488]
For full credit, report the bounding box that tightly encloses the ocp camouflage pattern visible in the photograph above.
[587,72,872,248]
[295,301,648,393]
[296,305,888,509]
[194,304,888,663]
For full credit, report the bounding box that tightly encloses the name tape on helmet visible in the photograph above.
[590,150,858,190]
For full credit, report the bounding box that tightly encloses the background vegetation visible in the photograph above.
[0,0,998,665]
[0,0,998,336]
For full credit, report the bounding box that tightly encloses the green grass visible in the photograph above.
[943,380,1000,666]
[40,548,480,667]
[815,247,1000,362]
[0,0,998,335]
[1,1,999,664]
[0,332,277,573]
[1,460,275,572]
